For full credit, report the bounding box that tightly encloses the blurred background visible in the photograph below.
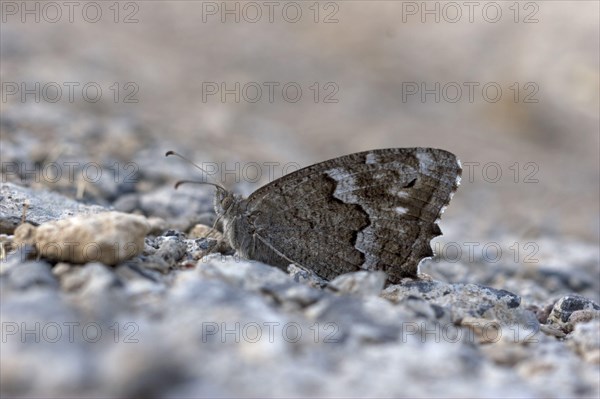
[1,1,599,397]
[2,1,598,247]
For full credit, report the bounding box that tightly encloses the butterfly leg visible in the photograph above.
[203,213,224,241]
[201,215,234,258]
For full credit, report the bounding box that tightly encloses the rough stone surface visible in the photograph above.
[6,260,58,290]
[547,294,600,333]
[188,223,232,254]
[382,280,527,323]
[0,182,105,234]
[327,271,387,296]
[12,212,150,265]
[117,186,214,232]
[567,320,600,364]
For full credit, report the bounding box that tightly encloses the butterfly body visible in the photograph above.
[213,148,461,284]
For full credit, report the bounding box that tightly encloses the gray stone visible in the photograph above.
[197,254,291,291]
[327,271,387,296]
[382,281,526,323]
[112,193,139,213]
[399,295,452,323]
[133,233,204,272]
[0,242,37,274]
[6,261,58,290]
[288,263,329,288]
[114,263,167,298]
[0,182,105,234]
[260,281,325,309]
[154,236,188,266]
[305,295,404,344]
[547,294,600,333]
[59,262,123,293]
[567,320,600,363]
[135,186,214,232]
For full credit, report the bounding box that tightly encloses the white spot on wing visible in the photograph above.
[416,150,433,171]
[325,168,347,181]
[388,186,409,199]
[325,168,359,202]
[455,158,462,187]
[365,152,378,164]
[435,156,462,224]
[395,206,408,215]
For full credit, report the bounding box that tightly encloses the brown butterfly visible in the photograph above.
[168,148,461,284]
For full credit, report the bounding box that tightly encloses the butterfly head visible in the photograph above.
[214,187,232,214]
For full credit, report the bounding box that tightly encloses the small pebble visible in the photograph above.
[13,211,149,265]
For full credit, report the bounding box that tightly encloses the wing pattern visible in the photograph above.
[241,148,461,283]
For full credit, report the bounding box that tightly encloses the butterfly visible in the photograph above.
[167,148,461,284]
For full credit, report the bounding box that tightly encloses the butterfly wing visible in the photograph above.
[243,148,461,283]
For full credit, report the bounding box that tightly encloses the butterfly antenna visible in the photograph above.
[173,180,226,192]
[166,150,226,191]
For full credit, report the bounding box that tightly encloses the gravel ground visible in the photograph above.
[1,2,599,398]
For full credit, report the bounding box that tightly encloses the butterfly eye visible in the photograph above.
[404,178,417,188]
[221,195,233,210]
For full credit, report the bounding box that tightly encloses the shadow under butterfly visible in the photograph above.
[167,148,461,285]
